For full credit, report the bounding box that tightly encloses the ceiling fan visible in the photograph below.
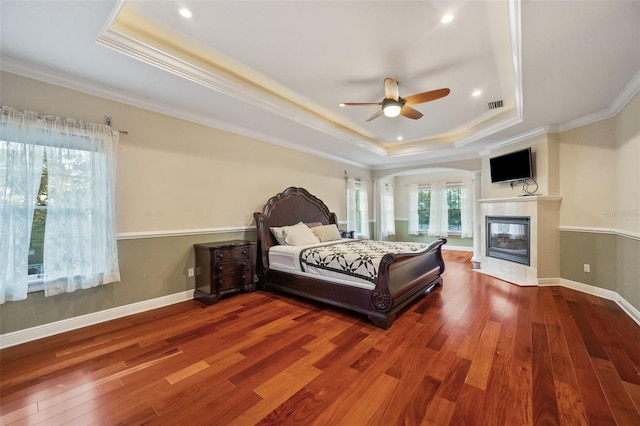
[340,78,450,122]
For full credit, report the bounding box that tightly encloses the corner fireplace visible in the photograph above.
[486,216,530,266]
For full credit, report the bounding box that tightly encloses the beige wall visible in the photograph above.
[0,72,370,232]
[559,118,618,228]
[372,158,481,181]
[0,71,370,334]
[615,92,640,235]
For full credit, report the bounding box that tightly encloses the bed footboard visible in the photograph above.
[368,238,446,328]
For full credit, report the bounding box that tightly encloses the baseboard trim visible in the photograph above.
[539,278,640,326]
[0,290,194,349]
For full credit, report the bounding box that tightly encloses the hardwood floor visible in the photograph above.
[1,250,640,425]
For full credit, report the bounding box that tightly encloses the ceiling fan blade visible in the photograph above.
[404,88,450,106]
[384,78,399,101]
[366,110,384,122]
[341,102,382,106]
[400,105,423,120]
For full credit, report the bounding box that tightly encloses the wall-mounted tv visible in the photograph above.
[489,147,533,183]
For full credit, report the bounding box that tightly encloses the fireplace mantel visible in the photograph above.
[479,195,562,203]
[477,196,562,286]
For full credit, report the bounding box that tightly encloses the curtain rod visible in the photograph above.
[104,116,128,135]
[403,181,464,187]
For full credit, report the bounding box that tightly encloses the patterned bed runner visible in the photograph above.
[299,240,428,284]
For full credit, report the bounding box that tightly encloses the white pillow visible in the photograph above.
[283,222,320,246]
[311,224,342,242]
[270,226,288,245]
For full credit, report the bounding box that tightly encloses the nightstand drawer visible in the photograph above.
[213,245,251,262]
[214,271,253,292]
[212,261,250,276]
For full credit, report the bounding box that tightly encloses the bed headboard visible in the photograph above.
[253,187,338,276]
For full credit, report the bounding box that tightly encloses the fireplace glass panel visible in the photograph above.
[486,216,530,265]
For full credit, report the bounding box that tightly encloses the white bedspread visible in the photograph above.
[268,239,428,289]
[268,239,376,289]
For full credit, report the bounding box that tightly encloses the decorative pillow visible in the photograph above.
[305,221,323,228]
[283,222,320,246]
[311,224,342,242]
[270,226,288,245]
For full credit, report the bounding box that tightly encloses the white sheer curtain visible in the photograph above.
[346,177,370,239]
[0,106,120,302]
[380,183,395,239]
[460,179,474,238]
[0,109,46,303]
[358,188,370,239]
[428,181,448,237]
[346,177,357,236]
[408,183,420,236]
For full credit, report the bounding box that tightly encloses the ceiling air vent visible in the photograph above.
[488,100,503,110]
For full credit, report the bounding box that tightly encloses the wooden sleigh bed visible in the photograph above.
[253,187,446,329]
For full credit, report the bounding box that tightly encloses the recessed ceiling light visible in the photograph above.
[472,90,482,97]
[441,14,454,24]
[179,8,192,19]
[397,136,403,141]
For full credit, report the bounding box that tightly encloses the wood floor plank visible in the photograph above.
[2,251,639,425]
[531,322,561,425]
[554,294,618,425]
[592,357,640,426]
[464,319,501,390]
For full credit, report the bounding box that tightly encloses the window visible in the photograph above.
[446,187,462,232]
[417,188,431,231]
[410,180,473,238]
[28,155,48,279]
[417,186,462,232]
[1,107,120,303]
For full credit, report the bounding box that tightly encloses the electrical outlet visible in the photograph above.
[188,267,194,277]
[583,264,590,273]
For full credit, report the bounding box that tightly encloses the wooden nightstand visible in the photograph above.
[340,230,355,239]
[193,240,256,305]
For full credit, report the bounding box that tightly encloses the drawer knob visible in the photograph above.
[217,266,223,271]
[241,249,247,254]
[218,279,223,285]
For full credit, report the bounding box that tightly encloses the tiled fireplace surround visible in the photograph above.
[477,196,562,286]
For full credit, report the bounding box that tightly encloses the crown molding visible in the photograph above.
[96,25,388,158]
[0,55,370,168]
[558,69,640,132]
[479,126,549,156]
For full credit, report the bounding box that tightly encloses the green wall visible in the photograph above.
[0,231,253,334]
[560,231,639,309]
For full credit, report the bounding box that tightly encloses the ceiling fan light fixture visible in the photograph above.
[178,7,192,18]
[382,99,403,117]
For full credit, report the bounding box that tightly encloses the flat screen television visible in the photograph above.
[489,147,533,183]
